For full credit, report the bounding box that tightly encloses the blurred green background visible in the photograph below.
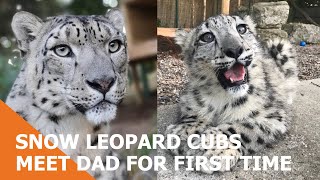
[0,0,120,100]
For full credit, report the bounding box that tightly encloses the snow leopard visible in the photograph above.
[166,15,298,173]
[6,10,128,179]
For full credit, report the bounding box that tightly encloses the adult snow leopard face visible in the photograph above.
[176,15,260,97]
[12,10,128,124]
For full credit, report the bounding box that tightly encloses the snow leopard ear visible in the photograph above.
[11,11,43,55]
[175,29,189,50]
[243,15,257,35]
[105,9,124,32]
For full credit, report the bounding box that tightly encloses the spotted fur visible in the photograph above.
[166,15,298,173]
[6,10,128,179]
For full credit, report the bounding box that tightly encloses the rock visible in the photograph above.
[253,1,289,28]
[257,28,288,42]
[282,23,320,44]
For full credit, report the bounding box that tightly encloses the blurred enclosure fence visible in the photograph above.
[157,0,320,28]
[123,0,157,103]
[158,0,246,28]
[292,0,320,24]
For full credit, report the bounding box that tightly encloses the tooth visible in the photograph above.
[230,78,234,83]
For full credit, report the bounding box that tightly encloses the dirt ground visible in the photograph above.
[157,42,320,105]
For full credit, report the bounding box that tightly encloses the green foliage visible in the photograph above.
[157,18,162,27]
[68,0,108,15]
[0,56,22,100]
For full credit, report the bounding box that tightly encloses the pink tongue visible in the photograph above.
[224,64,246,82]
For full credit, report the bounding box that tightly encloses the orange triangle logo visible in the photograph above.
[0,100,93,180]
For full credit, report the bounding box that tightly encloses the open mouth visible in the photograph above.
[217,63,248,89]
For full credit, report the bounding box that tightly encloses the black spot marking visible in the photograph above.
[76,28,80,37]
[245,60,252,66]
[264,102,273,109]
[263,68,276,104]
[37,80,42,89]
[274,130,283,140]
[222,104,228,112]
[257,137,264,144]
[281,55,288,65]
[97,22,101,31]
[266,143,274,148]
[285,69,294,77]
[49,114,60,124]
[248,85,254,94]
[241,133,251,143]
[192,89,204,107]
[248,149,255,154]
[41,98,48,104]
[73,103,86,114]
[42,62,45,74]
[52,102,60,107]
[91,136,98,146]
[265,111,282,122]
[249,111,260,118]
[232,96,248,107]
[93,125,101,132]
[242,122,254,129]
[258,124,271,134]
[228,127,237,134]
[93,29,96,38]
[207,105,214,112]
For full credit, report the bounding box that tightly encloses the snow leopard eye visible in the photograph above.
[53,45,73,57]
[237,24,247,34]
[199,32,215,43]
[109,40,122,53]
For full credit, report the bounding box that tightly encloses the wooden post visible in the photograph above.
[206,0,217,18]
[221,0,230,15]
[178,0,193,28]
[157,0,176,27]
[193,0,205,27]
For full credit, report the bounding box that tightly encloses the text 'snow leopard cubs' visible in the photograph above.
[6,10,128,179]
[166,15,298,173]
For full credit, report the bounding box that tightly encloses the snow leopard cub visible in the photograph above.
[166,15,298,173]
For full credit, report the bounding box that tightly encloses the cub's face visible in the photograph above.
[12,10,128,124]
[176,15,260,97]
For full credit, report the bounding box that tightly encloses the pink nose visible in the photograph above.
[86,77,115,94]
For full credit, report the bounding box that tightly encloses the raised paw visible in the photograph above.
[185,127,241,174]
[187,148,241,174]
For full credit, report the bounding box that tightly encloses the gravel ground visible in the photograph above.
[157,45,320,105]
